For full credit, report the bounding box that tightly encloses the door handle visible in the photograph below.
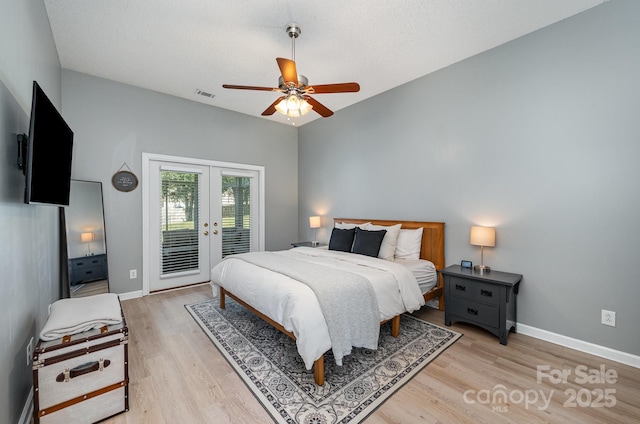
[204,223,209,227]
[213,229,218,235]
[204,231,209,236]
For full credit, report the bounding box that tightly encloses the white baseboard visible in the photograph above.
[518,324,640,369]
[117,290,143,301]
[19,387,33,424]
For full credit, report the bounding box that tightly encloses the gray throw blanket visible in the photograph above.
[231,251,380,365]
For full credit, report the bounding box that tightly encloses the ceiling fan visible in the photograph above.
[222,23,360,119]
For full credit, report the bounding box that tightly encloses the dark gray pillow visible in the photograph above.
[352,227,387,257]
[328,227,356,252]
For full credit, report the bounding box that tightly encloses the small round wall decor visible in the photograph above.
[112,163,138,192]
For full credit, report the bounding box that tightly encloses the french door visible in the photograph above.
[143,154,264,294]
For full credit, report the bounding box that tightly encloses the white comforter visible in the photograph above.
[210,247,425,369]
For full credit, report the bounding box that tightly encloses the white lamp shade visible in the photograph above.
[309,216,321,229]
[470,226,495,247]
[80,232,94,243]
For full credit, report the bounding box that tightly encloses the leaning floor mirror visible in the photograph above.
[61,180,109,298]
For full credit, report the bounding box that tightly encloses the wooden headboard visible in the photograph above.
[333,218,445,271]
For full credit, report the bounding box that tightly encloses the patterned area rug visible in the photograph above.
[186,299,461,424]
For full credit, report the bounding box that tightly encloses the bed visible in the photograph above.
[335,218,445,307]
[210,218,445,385]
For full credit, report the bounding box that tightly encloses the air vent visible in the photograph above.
[194,89,215,99]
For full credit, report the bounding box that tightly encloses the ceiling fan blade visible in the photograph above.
[305,96,334,118]
[222,84,279,92]
[261,96,286,116]
[305,82,361,94]
[276,58,299,86]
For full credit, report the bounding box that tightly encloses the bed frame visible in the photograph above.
[219,218,445,386]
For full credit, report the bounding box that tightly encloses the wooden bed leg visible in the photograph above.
[220,287,226,309]
[314,356,325,386]
[391,315,400,338]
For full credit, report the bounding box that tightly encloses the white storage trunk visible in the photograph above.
[33,307,129,424]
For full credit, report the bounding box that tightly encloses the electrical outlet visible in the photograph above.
[26,337,34,366]
[129,269,137,279]
[601,309,616,327]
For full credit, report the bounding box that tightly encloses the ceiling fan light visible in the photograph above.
[300,99,313,115]
[275,94,312,118]
[275,98,291,115]
[286,94,301,110]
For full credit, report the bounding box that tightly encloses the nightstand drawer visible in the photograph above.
[448,297,499,328]
[71,256,105,270]
[69,255,108,285]
[449,276,500,306]
[74,265,103,280]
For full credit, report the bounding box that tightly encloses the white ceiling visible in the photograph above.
[44,0,606,127]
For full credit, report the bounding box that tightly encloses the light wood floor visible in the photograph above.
[71,280,109,298]
[103,284,640,424]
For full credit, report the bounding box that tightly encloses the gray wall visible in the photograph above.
[0,1,63,423]
[299,0,640,356]
[62,70,299,294]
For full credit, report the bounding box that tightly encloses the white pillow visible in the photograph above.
[364,223,402,261]
[335,221,370,230]
[395,228,423,260]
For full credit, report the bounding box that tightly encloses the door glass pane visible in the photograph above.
[160,171,200,274]
[221,176,251,257]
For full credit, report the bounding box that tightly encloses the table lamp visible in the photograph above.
[309,216,321,246]
[81,232,94,256]
[470,226,495,273]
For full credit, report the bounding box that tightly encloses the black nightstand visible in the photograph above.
[69,254,108,286]
[441,265,522,345]
[291,241,327,248]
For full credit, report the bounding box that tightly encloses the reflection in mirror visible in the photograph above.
[62,180,109,298]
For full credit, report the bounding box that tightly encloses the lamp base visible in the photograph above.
[474,264,491,273]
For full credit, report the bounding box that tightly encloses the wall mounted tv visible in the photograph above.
[19,81,74,206]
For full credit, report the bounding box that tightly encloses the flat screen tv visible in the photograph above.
[24,81,74,206]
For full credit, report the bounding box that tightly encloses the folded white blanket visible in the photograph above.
[39,293,122,341]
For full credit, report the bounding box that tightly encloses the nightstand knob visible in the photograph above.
[455,284,466,292]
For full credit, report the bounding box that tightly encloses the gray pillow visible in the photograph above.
[328,227,355,252]
[352,227,387,257]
